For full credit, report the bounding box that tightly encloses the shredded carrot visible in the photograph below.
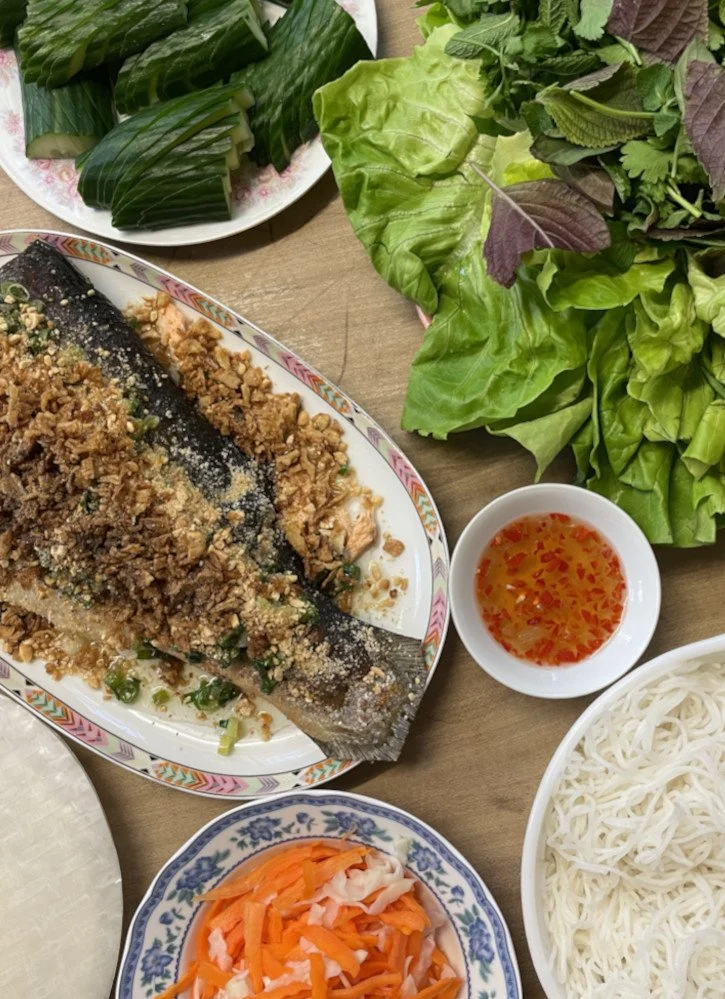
[244,900,267,993]
[303,859,316,898]
[310,951,327,999]
[302,925,361,976]
[388,933,406,973]
[412,980,462,999]
[198,960,234,989]
[263,947,289,980]
[268,905,284,945]
[331,973,403,999]
[379,910,429,934]
[210,895,247,934]
[226,919,246,960]
[248,983,309,999]
[154,962,199,999]
[178,842,460,999]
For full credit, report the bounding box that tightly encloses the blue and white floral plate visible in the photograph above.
[117,791,521,999]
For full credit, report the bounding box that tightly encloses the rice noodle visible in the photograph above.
[544,661,725,998]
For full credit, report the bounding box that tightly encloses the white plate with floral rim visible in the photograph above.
[0,0,377,247]
[116,790,522,999]
[0,229,449,798]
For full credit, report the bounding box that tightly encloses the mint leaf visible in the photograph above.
[542,51,601,76]
[683,60,725,200]
[445,11,520,58]
[607,0,708,63]
[637,64,675,111]
[574,0,613,41]
[539,64,656,145]
[476,169,611,286]
[620,140,672,182]
[539,0,569,33]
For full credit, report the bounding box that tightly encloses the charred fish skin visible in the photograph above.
[0,241,428,762]
[0,240,282,565]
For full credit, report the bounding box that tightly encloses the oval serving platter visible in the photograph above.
[0,229,449,798]
[117,790,521,999]
[0,0,377,248]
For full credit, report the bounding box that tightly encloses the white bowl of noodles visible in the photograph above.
[521,633,725,999]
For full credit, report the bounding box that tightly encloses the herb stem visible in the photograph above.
[666,183,702,218]
[670,128,683,181]
[614,37,641,66]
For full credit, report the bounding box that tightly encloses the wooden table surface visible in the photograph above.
[1,4,722,998]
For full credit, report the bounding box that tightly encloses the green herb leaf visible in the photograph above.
[539,63,655,147]
[654,109,680,137]
[152,688,170,706]
[444,11,520,60]
[531,135,617,165]
[574,0,613,41]
[620,140,672,183]
[636,64,674,112]
[539,0,569,34]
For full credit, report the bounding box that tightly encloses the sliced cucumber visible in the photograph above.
[21,65,115,159]
[18,0,189,88]
[234,0,373,173]
[77,83,254,230]
[77,85,245,210]
[115,0,267,114]
[111,117,242,229]
[0,0,26,47]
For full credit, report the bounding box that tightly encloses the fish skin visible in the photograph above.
[0,240,428,762]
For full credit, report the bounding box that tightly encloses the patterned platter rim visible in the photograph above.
[116,790,522,999]
[0,229,450,799]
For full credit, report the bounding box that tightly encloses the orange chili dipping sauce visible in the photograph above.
[474,512,626,667]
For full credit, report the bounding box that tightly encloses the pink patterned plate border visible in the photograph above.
[0,230,450,798]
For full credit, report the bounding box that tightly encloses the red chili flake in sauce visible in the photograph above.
[474,513,626,667]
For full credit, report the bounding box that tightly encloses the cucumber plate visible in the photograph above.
[0,0,377,247]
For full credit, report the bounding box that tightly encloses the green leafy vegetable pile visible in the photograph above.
[315,2,725,546]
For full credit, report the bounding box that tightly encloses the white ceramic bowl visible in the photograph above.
[449,484,661,698]
[520,633,725,999]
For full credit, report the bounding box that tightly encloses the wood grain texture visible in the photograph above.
[2,4,724,997]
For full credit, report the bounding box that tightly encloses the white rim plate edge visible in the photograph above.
[0,0,377,248]
[116,789,522,999]
[520,632,725,999]
[0,690,123,999]
[0,228,450,799]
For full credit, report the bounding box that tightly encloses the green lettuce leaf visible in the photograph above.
[401,249,592,438]
[590,444,675,544]
[488,396,592,479]
[314,27,492,315]
[587,307,648,475]
[688,250,725,335]
[682,399,725,477]
[537,251,674,310]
